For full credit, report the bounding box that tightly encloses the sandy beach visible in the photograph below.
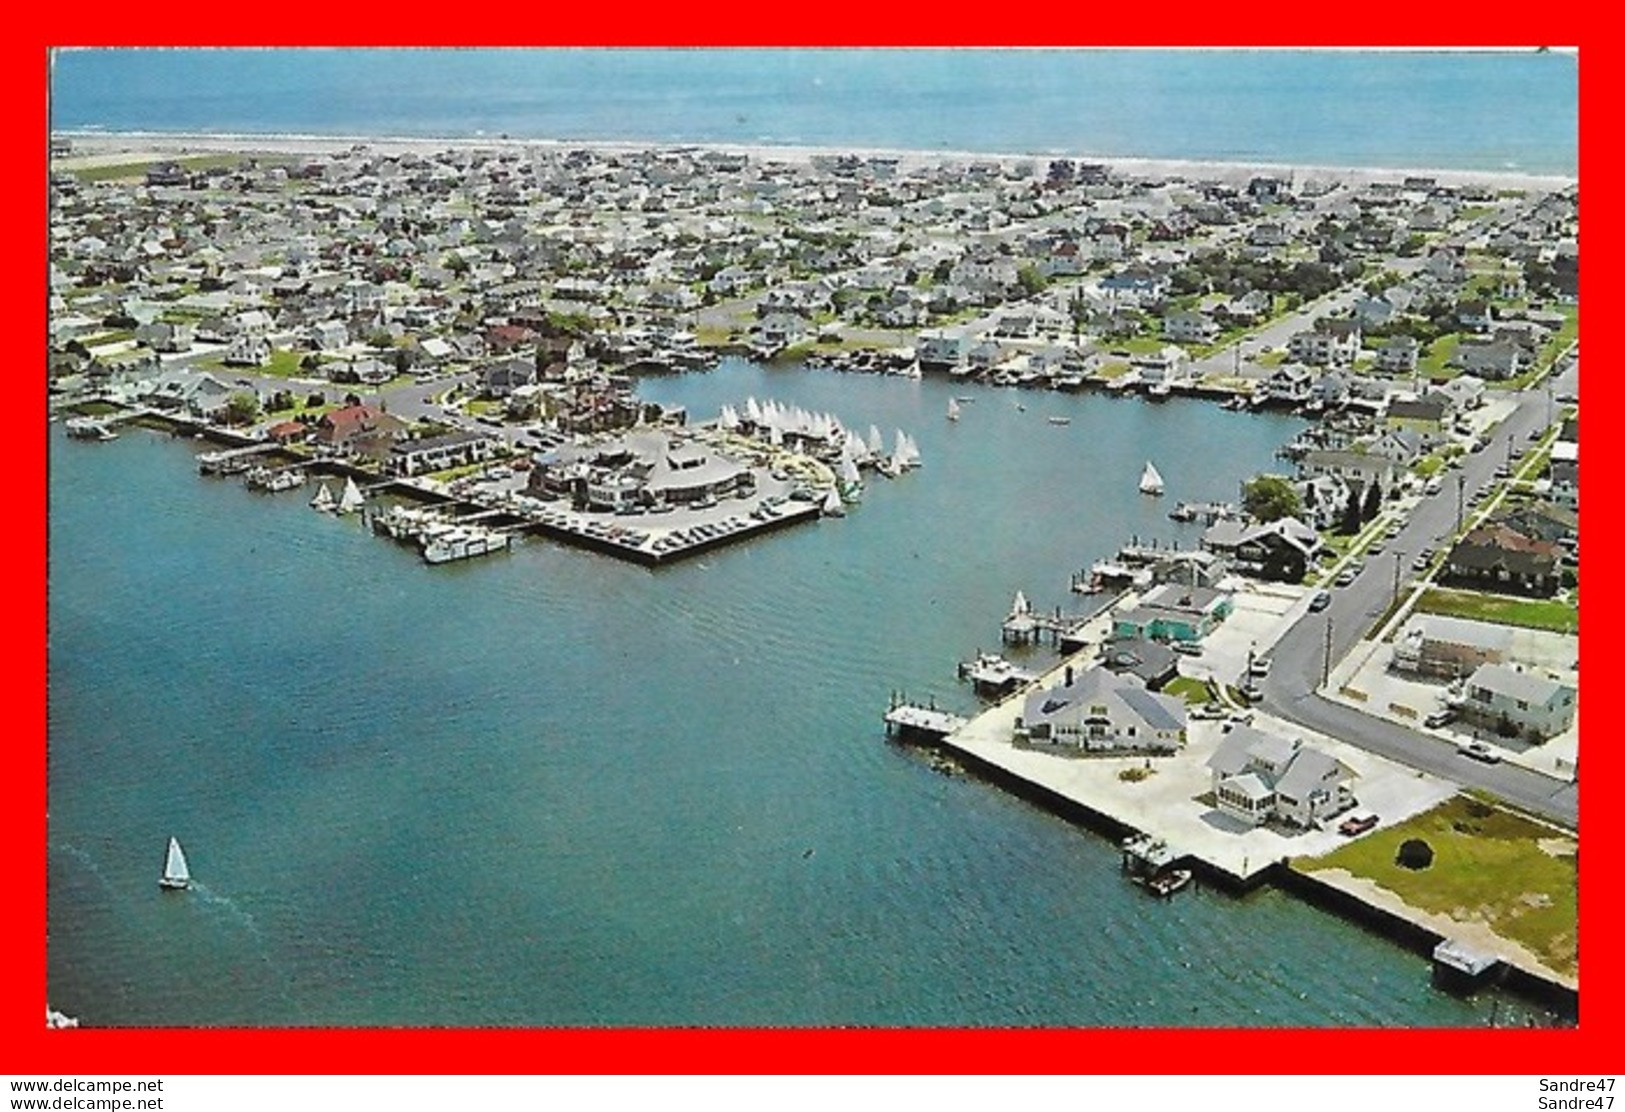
[51,129,1578,193]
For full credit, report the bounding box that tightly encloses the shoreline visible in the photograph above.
[51,128,1578,192]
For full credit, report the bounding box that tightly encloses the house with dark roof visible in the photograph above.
[386,430,499,477]
[1445,524,1562,596]
[1013,665,1186,755]
[1096,638,1179,691]
[1206,726,1356,829]
[1385,396,1446,442]
[1201,516,1323,583]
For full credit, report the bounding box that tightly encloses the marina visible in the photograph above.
[43,48,1578,1033]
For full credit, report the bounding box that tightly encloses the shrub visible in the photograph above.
[1396,839,1434,870]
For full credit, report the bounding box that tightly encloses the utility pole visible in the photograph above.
[1455,472,1467,535]
[1392,551,1404,610]
[1321,616,1334,689]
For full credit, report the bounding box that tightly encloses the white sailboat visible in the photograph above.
[867,425,885,457]
[309,481,336,512]
[947,397,961,422]
[1139,460,1165,496]
[160,836,191,891]
[896,431,922,470]
[821,488,847,517]
[336,476,366,515]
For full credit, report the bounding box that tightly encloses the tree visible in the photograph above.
[1242,474,1302,524]
[1337,487,1363,535]
[224,391,260,426]
[1361,479,1383,522]
[1016,264,1048,296]
[1396,839,1434,870]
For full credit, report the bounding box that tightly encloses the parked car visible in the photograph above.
[1171,640,1203,656]
[1338,814,1380,836]
[1457,740,1502,764]
[1334,569,1357,588]
[1249,656,1271,678]
[1308,590,1332,612]
[1423,708,1457,728]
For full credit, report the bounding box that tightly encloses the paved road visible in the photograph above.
[1258,360,1579,828]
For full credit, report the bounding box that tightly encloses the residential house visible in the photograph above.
[916,331,966,369]
[1111,583,1234,644]
[329,356,394,386]
[1163,309,1219,344]
[1215,289,1272,326]
[1495,502,1577,547]
[1013,665,1186,755]
[755,311,809,350]
[1287,320,1361,366]
[1200,517,1323,582]
[386,430,499,477]
[221,334,271,367]
[1450,339,1523,381]
[1297,448,1401,500]
[1098,269,1169,309]
[1375,335,1420,375]
[1458,663,1577,741]
[1366,429,1427,469]
[1444,523,1562,596]
[1547,440,1578,509]
[1456,299,1494,333]
[1207,726,1356,829]
[482,357,538,398]
[1096,638,1179,691]
[1258,364,1314,406]
[312,403,407,459]
[1353,295,1401,330]
[1297,474,1352,531]
[1434,374,1485,413]
[135,320,194,353]
[1384,396,1447,445]
[1247,176,1292,203]
[1391,614,1513,680]
[304,319,351,352]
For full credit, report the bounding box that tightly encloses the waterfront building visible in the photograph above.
[1200,517,1322,583]
[387,430,500,478]
[1207,725,1356,829]
[1111,583,1233,644]
[1013,665,1187,755]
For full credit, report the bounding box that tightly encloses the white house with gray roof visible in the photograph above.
[1013,665,1186,755]
[1206,726,1356,829]
[1458,663,1577,741]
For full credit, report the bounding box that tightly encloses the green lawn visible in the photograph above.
[1416,587,1578,635]
[1417,333,1461,378]
[1162,676,1214,705]
[1297,795,1577,978]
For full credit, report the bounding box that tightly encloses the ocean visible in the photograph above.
[50,47,1578,176]
[45,49,1575,1026]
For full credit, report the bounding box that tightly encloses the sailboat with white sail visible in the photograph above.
[336,476,366,515]
[160,836,191,891]
[309,481,336,512]
[1139,460,1165,496]
[947,397,961,422]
